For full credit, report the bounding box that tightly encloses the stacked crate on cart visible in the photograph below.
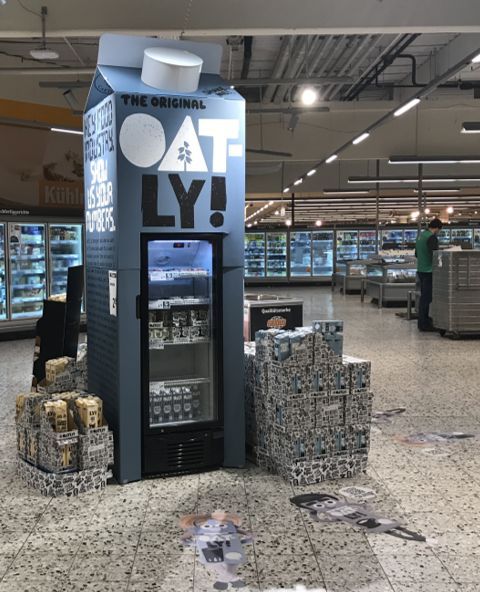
[432,251,480,336]
[245,321,373,485]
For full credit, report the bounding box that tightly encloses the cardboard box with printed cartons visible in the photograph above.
[245,323,373,485]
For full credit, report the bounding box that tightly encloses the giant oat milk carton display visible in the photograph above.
[84,35,245,483]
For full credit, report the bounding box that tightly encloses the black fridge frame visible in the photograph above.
[140,232,224,471]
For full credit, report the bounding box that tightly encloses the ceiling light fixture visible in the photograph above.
[325,154,338,164]
[348,176,480,184]
[283,187,290,193]
[315,220,322,227]
[472,53,480,63]
[307,169,316,177]
[285,219,292,227]
[461,122,480,134]
[352,132,370,145]
[51,127,83,135]
[447,206,454,214]
[393,97,421,118]
[323,189,370,196]
[389,156,480,165]
[293,179,303,186]
[413,189,460,194]
[424,208,431,214]
[30,7,60,61]
[301,87,318,106]
[0,0,8,6]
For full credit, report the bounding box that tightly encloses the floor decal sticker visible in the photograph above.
[291,493,426,541]
[395,432,475,447]
[180,510,253,590]
[372,408,406,424]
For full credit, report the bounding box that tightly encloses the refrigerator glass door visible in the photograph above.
[359,230,377,259]
[336,230,358,262]
[474,229,480,250]
[266,232,287,277]
[8,224,47,320]
[0,224,6,320]
[381,229,403,250]
[290,232,312,276]
[403,229,418,249]
[49,224,84,296]
[147,239,218,429]
[439,228,451,246]
[451,228,473,248]
[244,232,266,277]
[312,231,334,276]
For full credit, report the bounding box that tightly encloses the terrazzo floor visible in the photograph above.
[1,286,480,592]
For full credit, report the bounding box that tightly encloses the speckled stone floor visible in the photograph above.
[1,286,479,592]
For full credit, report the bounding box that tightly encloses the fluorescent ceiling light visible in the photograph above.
[323,189,370,195]
[285,219,292,226]
[51,127,83,135]
[301,87,318,106]
[315,220,322,226]
[413,188,459,193]
[293,179,303,186]
[352,132,370,145]
[307,169,316,177]
[393,97,421,118]
[461,122,480,133]
[283,187,290,193]
[325,154,338,164]
[472,53,480,63]
[0,0,7,6]
[447,206,454,214]
[389,156,480,165]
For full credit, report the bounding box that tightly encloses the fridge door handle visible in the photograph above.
[136,294,141,319]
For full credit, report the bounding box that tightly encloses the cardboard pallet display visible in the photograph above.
[245,321,373,485]
[36,343,88,395]
[15,388,114,496]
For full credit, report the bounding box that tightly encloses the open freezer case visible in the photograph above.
[290,231,312,277]
[8,223,47,320]
[266,232,287,278]
[49,224,83,296]
[359,230,377,259]
[0,224,6,320]
[312,230,334,277]
[141,236,223,475]
[336,230,358,263]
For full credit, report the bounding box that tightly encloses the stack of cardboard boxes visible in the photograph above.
[37,343,88,394]
[245,321,373,485]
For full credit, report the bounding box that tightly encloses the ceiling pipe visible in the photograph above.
[0,67,94,75]
[273,35,313,103]
[240,35,253,80]
[230,75,352,86]
[262,35,294,103]
[291,35,334,102]
[324,34,383,101]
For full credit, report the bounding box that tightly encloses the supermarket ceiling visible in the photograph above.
[1,0,480,223]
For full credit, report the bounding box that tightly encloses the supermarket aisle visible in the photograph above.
[0,287,479,591]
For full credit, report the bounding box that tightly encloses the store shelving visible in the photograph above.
[312,231,334,277]
[49,224,83,299]
[0,224,6,320]
[266,232,288,277]
[244,233,266,278]
[290,231,312,277]
[336,230,358,262]
[359,230,377,260]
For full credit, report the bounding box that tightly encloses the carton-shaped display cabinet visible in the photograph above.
[84,34,245,483]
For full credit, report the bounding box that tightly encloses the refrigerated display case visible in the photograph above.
[244,232,266,278]
[8,224,47,320]
[474,229,480,250]
[364,261,417,307]
[290,231,312,277]
[359,230,377,259]
[451,228,473,249]
[142,237,223,474]
[336,230,358,262]
[333,260,369,293]
[0,224,6,320]
[266,232,288,278]
[49,224,83,296]
[403,229,418,249]
[312,231,334,277]
[439,228,451,247]
[381,229,403,250]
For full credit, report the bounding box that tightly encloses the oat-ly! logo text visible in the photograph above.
[119,113,242,229]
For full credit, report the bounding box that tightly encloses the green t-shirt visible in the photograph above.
[415,229,439,273]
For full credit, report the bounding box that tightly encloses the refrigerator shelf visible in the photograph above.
[149,418,202,428]
[149,338,210,348]
[12,283,44,289]
[10,310,42,319]
[150,376,210,387]
[12,296,44,303]
[11,269,45,275]
[149,297,210,310]
[10,255,45,261]
[51,254,81,259]
[149,269,209,282]
[50,240,79,245]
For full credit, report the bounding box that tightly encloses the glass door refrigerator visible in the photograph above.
[8,224,47,320]
[381,229,403,250]
[336,230,358,263]
[0,224,6,320]
[403,228,418,249]
[312,230,334,277]
[266,232,288,278]
[451,228,473,249]
[290,231,312,277]
[474,229,480,250]
[359,230,377,259]
[439,228,451,247]
[48,224,84,296]
[244,232,266,278]
[141,236,223,475]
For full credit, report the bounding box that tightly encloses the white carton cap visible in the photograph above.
[141,47,203,93]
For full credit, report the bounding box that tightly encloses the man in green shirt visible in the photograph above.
[415,218,443,331]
